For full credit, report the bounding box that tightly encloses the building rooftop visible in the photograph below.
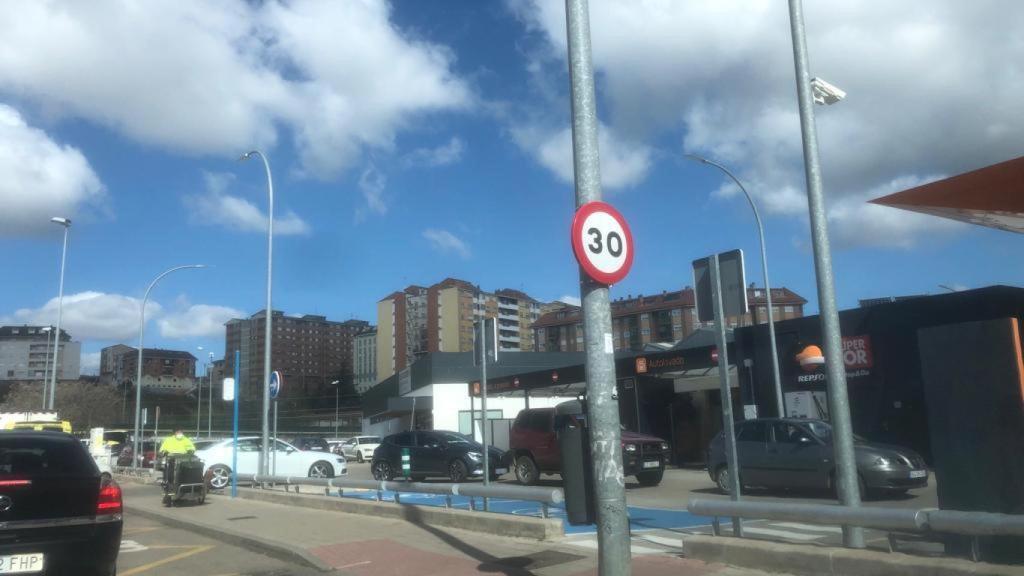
[0,326,72,341]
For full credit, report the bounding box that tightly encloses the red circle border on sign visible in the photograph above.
[570,200,635,285]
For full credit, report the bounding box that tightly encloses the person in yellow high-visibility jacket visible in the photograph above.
[159,429,196,455]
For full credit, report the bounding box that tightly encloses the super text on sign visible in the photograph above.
[571,201,635,285]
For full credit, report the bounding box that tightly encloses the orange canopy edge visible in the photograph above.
[870,155,1024,234]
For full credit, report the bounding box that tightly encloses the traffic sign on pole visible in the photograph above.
[571,201,634,285]
[269,371,283,400]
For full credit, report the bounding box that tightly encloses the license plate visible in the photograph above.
[642,461,660,469]
[0,553,43,574]
[494,468,508,475]
[910,470,927,479]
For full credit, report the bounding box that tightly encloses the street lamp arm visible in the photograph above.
[684,154,765,232]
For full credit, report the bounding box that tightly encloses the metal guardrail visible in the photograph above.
[688,498,1024,561]
[244,474,565,517]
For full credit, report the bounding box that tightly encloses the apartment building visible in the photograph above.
[353,327,377,395]
[533,286,807,352]
[225,310,370,401]
[0,325,80,382]
[376,278,547,381]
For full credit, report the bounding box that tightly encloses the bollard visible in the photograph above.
[394,493,400,504]
[445,495,452,509]
[401,448,411,479]
[542,503,549,519]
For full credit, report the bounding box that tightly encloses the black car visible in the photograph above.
[707,418,929,498]
[287,436,331,452]
[371,430,506,482]
[0,431,122,575]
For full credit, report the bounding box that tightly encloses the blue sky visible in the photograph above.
[1,1,1022,374]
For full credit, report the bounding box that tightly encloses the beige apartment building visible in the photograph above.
[376,278,548,382]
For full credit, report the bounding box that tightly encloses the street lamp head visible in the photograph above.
[50,217,71,227]
[239,150,259,162]
[683,153,710,165]
[331,380,340,386]
[810,77,846,105]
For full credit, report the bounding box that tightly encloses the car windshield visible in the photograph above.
[437,432,473,445]
[805,421,867,443]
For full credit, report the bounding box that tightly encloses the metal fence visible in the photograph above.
[688,498,1024,561]
[244,474,564,516]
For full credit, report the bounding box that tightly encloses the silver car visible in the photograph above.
[707,418,928,498]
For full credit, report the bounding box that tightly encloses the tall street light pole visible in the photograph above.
[240,150,274,476]
[565,1,631,573]
[132,264,207,466]
[686,155,785,418]
[196,346,204,438]
[48,217,71,410]
[331,380,340,438]
[208,351,214,438]
[787,0,863,548]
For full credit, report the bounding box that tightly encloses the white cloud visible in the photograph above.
[0,0,472,178]
[358,164,388,217]
[423,228,471,259]
[511,124,652,190]
[187,172,310,235]
[158,304,245,339]
[2,292,161,341]
[558,295,581,307]
[509,0,1024,246]
[402,137,465,168]
[80,352,101,375]
[0,105,105,236]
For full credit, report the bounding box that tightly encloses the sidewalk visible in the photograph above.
[121,482,768,576]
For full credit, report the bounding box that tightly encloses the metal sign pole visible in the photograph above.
[272,400,278,477]
[480,319,490,512]
[787,0,864,548]
[231,350,239,498]
[711,254,744,537]
[565,1,631,572]
[207,365,213,438]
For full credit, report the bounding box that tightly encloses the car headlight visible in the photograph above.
[873,456,891,467]
[660,442,670,451]
[466,452,482,462]
[624,443,637,453]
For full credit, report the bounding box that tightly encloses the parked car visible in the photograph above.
[196,437,346,490]
[706,418,929,498]
[287,436,331,452]
[371,430,506,482]
[326,438,349,455]
[116,440,156,468]
[340,436,381,463]
[0,431,122,575]
[507,401,669,487]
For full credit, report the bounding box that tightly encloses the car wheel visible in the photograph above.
[716,465,734,494]
[206,464,231,490]
[636,469,664,487]
[514,455,539,486]
[448,459,469,483]
[372,461,394,481]
[357,451,364,463]
[308,461,335,479]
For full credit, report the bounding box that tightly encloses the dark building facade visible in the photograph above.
[224,310,370,402]
[117,348,197,384]
[533,286,806,352]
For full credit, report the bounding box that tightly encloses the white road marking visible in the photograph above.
[772,522,843,534]
[740,527,825,541]
[336,560,372,569]
[635,534,682,548]
[119,540,149,553]
[567,538,666,556]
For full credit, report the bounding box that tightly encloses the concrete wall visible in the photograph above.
[376,299,394,383]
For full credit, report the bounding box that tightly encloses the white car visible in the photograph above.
[196,436,347,490]
[341,436,381,463]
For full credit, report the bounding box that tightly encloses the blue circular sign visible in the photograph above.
[270,371,283,400]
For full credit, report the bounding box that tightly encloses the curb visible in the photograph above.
[230,486,564,541]
[680,534,1022,576]
[125,504,334,573]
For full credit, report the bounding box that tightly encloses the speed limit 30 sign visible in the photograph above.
[571,201,634,285]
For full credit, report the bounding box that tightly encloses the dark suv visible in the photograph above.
[508,401,669,487]
[707,418,928,498]
[371,430,506,482]
[0,431,123,575]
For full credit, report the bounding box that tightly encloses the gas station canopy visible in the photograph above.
[870,155,1024,234]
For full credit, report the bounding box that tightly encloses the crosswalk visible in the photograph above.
[564,521,844,556]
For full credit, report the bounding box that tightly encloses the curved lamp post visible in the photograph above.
[240,150,274,476]
[685,154,785,418]
[48,217,71,410]
[132,264,207,466]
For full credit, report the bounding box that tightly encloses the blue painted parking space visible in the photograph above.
[336,489,710,534]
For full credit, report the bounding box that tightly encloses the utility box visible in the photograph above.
[918,317,1024,562]
[556,399,595,526]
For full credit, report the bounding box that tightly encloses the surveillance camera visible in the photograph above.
[810,77,846,105]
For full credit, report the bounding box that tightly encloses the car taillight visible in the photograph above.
[0,479,32,489]
[97,482,122,515]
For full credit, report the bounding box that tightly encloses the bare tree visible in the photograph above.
[2,382,121,432]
